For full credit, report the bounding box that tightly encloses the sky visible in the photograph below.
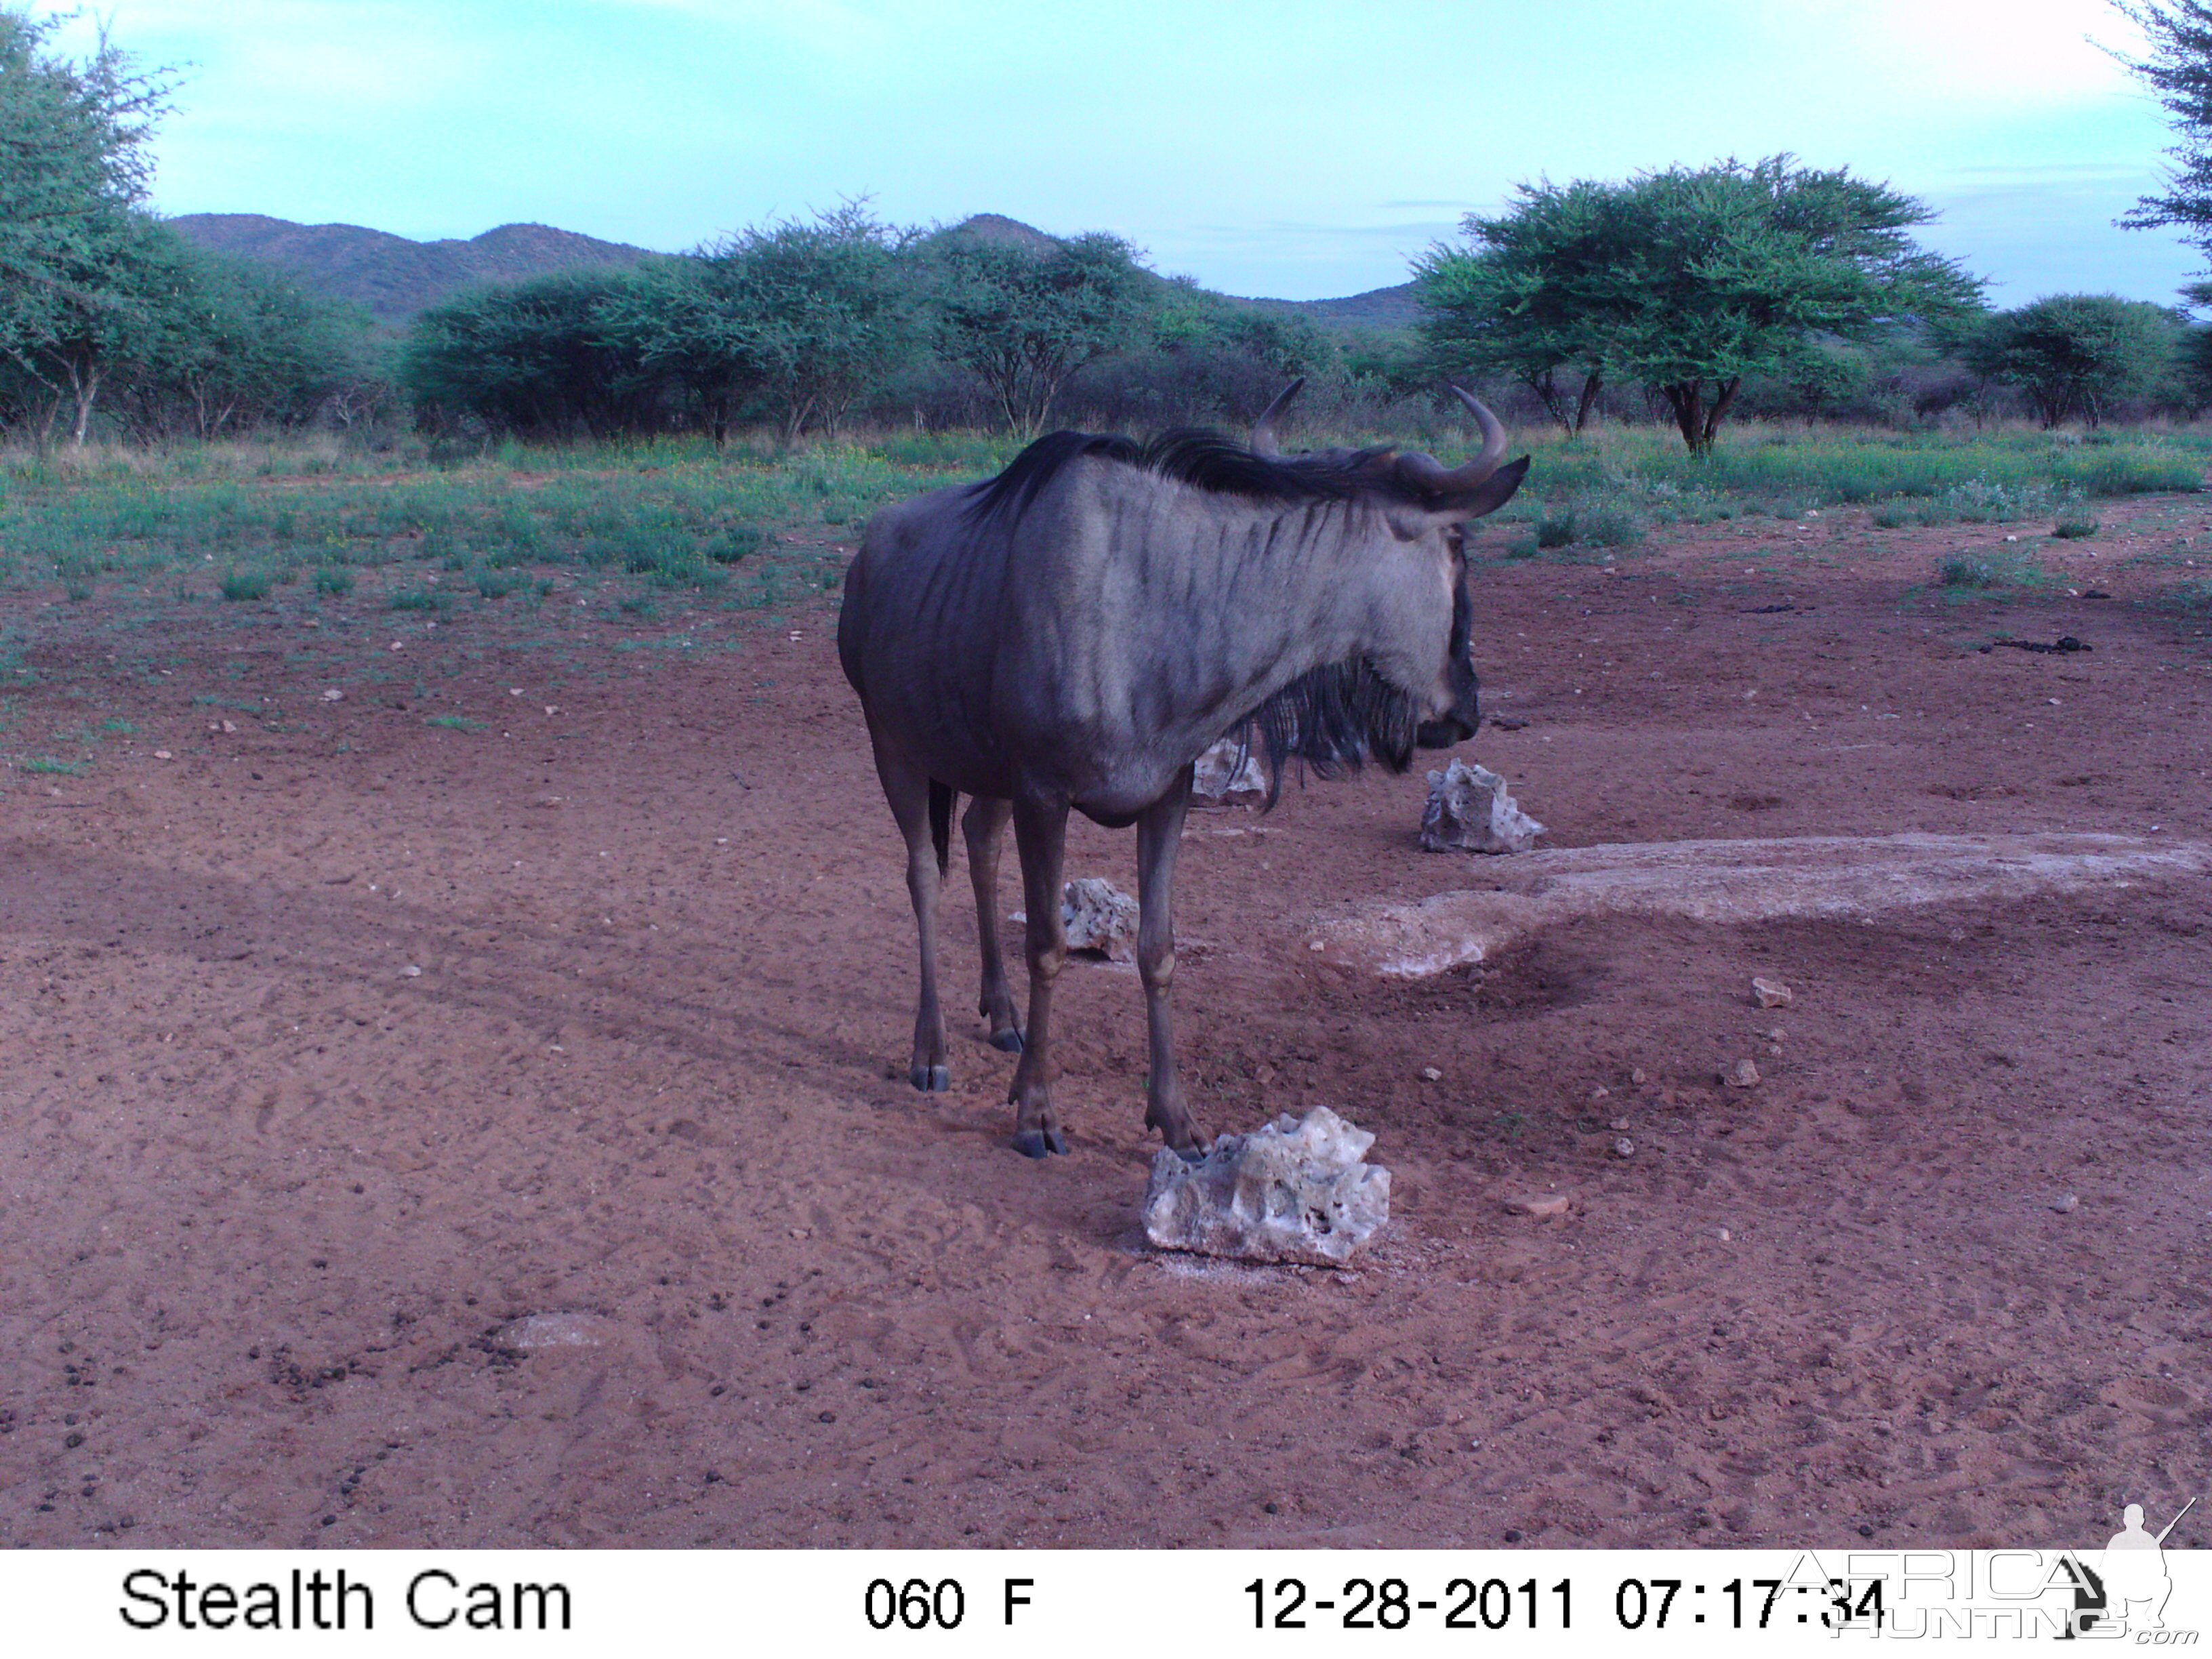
[30,0,2212,308]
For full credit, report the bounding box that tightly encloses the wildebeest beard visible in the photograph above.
[1231,653,1419,808]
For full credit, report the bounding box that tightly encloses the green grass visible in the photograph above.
[1939,548,2053,590]
[1487,422,2208,523]
[22,756,86,775]
[220,569,272,601]
[0,424,2200,624]
[424,714,487,733]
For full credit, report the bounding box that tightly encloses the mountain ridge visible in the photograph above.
[167,214,657,323]
[167,211,1419,332]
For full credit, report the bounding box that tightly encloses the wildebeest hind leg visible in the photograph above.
[1006,794,1071,1157]
[869,733,950,1092]
[1136,770,1205,1158]
[961,795,1023,1051]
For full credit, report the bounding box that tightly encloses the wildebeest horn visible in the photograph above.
[1251,377,1305,458]
[1393,385,1508,496]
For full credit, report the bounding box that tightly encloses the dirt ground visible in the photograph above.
[2,488,2209,1552]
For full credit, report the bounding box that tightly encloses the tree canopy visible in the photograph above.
[0,5,175,439]
[2114,1,2212,283]
[1416,157,1985,452]
[926,231,1151,437]
[1964,294,2182,428]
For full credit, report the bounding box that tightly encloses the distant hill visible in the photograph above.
[169,211,1420,333]
[166,215,657,323]
[928,212,1063,255]
[1259,281,1422,334]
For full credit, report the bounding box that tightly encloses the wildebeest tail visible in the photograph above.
[928,781,954,877]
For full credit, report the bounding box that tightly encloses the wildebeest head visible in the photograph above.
[1248,378,1528,768]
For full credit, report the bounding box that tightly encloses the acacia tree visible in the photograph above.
[1965,294,2181,426]
[928,231,1151,436]
[596,207,916,445]
[402,270,662,437]
[0,5,178,442]
[2114,1,2212,286]
[1419,158,1984,453]
[1414,178,1616,436]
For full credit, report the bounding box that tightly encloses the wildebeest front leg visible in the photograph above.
[1136,769,1204,1157]
[868,733,950,1092]
[1006,794,1071,1158]
[961,795,1023,1052]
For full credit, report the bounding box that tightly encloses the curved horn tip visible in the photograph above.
[1251,377,1306,457]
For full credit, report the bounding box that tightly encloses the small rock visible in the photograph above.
[1717,1227,1732,1242]
[220,720,237,734]
[152,750,172,760]
[1630,1067,1647,1086]
[1419,1066,1443,1082]
[321,689,343,702]
[1420,759,1544,854]
[1767,1043,1784,1058]
[1612,1136,1636,1158]
[495,1313,615,1350]
[1750,977,1793,1009]
[1191,737,1267,803]
[1609,1117,1631,1132]
[2052,1193,2079,1214]
[398,964,422,979]
[1590,1084,1610,1099]
[1143,1105,1389,1266]
[1507,1193,1570,1220]
[1724,1059,1761,1088]
[1062,877,1139,960]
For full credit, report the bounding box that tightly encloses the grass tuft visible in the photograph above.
[220,569,272,602]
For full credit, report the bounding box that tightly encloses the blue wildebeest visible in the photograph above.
[838,382,1527,1159]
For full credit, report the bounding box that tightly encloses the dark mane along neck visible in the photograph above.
[963,425,1420,530]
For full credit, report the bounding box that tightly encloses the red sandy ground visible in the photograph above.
[1,491,2208,1551]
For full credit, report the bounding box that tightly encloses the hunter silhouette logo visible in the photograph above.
[2061,1497,2197,1639]
[2103,1498,2194,1634]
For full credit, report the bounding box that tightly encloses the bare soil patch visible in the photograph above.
[1,497,2208,1550]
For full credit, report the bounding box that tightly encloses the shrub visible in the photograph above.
[2052,514,2100,539]
[314,567,353,595]
[221,569,272,601]
[1940,550,2048,589]
[1574,502,1644,547]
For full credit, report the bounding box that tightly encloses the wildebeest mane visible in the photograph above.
[962,425,1418,529]
[1231,653,1420,808]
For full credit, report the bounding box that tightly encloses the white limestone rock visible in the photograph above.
[1143,1105,1391,1267]
[1191,737,1268,804]
[495,1312,617,1350]
[1421,758,1545,854]
[1062,876,1139,960]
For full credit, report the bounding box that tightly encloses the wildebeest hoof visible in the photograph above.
[1172,1142,1206,1164]
[909,1064,951,1092]
[989,1028,1025,1053]
[1011,1126,1067,1159]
